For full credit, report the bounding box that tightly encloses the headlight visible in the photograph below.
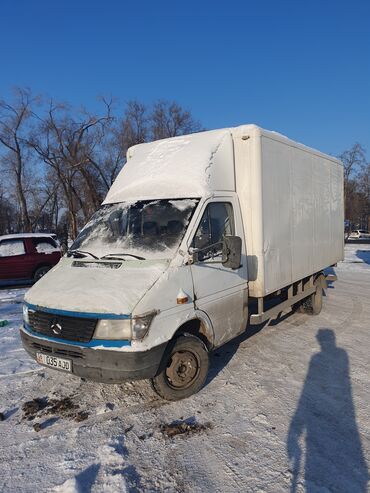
[23,304,29,324]
[94,312,157,341]
[94,319,131,340]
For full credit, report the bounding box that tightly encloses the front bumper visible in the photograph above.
[20,328,167,383]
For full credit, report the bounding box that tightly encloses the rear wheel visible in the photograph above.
[299,275,325,315]
[151,334,209,401]
[33,266,50,282]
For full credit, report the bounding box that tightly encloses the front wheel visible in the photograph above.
[151,334,209,401]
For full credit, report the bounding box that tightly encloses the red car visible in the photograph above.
[0,233,61,284]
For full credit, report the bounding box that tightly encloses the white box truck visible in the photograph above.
[21,125,344,400]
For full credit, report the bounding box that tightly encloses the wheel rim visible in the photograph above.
[165,350,200,390]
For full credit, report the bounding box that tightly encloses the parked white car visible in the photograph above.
[349,230,370,239]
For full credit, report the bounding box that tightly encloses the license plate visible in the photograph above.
[36,353,72,373]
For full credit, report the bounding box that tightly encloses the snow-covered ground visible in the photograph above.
[0,244,369,492]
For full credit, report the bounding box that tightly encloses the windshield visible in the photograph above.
[70,199,199,260]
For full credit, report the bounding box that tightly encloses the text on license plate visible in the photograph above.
[36,352,72,373]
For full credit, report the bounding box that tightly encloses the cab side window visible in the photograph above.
[193,202,234,260]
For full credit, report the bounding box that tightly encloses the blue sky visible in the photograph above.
[1,0,369,156]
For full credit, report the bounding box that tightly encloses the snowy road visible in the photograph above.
[0,244,370,492]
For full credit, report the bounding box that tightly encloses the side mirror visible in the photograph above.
[222,236,242,269]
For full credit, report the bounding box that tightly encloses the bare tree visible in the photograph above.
[122,100,148,147]
[97,124,126,189]
[0,182,15,234]
[29,100,111,238]
[86,100,150,195]
[150,100,202,140]
[339,143,369,227]
[357,162,370,230]
[339,142,366,182]
[0,88,39,232]
[29,175,60,231]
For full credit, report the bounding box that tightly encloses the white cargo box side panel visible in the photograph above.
[261,136,344,296]
[234,127,344,297]
[261,136,296,290]
[311,152,332,272]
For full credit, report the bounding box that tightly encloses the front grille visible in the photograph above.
[28,310,97,343]
[30,341,84,359]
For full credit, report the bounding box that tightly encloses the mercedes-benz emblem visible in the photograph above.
[50,319,62,335]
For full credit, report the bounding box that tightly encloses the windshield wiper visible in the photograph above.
[67,249,99,259]
[101,253,146,261]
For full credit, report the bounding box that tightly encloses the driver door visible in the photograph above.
[189,198,248,347]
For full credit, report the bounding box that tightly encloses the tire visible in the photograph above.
[33,266,51,282]
[299,275,325,315]
[151,334,209,401]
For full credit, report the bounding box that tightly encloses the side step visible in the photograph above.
[249,273,336,326]
[250,285,316,325]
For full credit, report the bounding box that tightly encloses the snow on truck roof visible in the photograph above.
[103,124,341,204]
[0,233,56,241]
[103,127,235,204]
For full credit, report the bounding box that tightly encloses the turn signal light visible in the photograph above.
[176,289,189,304]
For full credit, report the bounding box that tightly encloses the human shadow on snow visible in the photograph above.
[287,329,368,492]
[74,463,100,493]
[110,435,144,492]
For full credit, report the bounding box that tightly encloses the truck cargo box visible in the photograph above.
[233,125,344,298]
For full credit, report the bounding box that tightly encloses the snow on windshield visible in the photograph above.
[70,199,199,260]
